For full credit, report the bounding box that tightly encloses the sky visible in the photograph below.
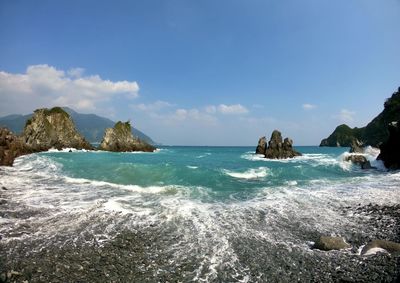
[0,0,399,145]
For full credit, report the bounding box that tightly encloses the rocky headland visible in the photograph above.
[320,87,400,148]
[256,130,302,159]
[0,128,35,166]
[99,121,155,152]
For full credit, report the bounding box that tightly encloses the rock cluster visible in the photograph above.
[0,128,33,166]
[99,121,155,152]
[377,121,400,170]
[344,154,373,169]
[349,139,364,153]
[256,130,301,159]
[23,107,93,151]
[313,236,350,251]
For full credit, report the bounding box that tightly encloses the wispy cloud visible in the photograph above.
[217,104,248,115]
[131,100,173,112]
[302,103,316,110]
[334,109,355,123]
[0,64,139,115]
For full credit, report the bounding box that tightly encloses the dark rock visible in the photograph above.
[344,155,373,169]
[349,139,364,153]
[255,136,266,154]
[1,186,7,190]
[320,87,400,147]
[23,107,93,151]
[99,121,156,152]
[361,240,400,255]
[0,128,34,166]
[377,121,400,170]
[264,130,302,159]
[313,236,351,251]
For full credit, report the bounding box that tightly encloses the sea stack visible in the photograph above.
[256,130,302,159]
[23,107,93,151]
[99,121,156,152]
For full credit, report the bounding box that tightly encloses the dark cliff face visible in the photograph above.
[377,121,400,170]
[320,87,400,147]
[0,128,35,166]
[23,107,93,150]
[99,121,155,152]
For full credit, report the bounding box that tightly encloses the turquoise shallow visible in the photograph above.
[1,146,400,281]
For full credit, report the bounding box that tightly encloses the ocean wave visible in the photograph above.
[223,167,269,180]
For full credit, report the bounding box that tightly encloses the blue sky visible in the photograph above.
[0,0,399,145]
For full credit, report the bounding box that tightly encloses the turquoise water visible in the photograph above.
[1,145,400,281]
[39,146,375,201]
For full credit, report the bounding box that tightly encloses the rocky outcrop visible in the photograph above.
[313,236,351,251]
[361,240,400,256]
[344,154,373,169]
[349,139,364,153]
[377,121,400,170]
[255,136,267,154]
[263,130,302,159]
[23,107,93,151]
[99,121,155,152]
[0,128,34,166]
[320,87,400,147]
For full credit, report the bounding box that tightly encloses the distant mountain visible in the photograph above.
[320,87,400,147]
[0,107,156,145]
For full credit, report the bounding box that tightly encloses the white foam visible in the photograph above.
[187,166,198,169]
[223,167,268,180]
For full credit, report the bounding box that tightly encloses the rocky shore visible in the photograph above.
[1,190,399,282]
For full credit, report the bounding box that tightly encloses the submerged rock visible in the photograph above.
[344,154,373,169]
[0,128,33,166]
[23,107,93,151]
[361,240,400,256]
[255,136,267,154]
[99,121,155,152]
[314,236,351,251]
[377,121,400,170]
[264,130,301,159]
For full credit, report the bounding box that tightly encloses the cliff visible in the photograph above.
[99,121,155,152]
[0,128,35,166]
[22,107,93,150]
[320,87,400,147]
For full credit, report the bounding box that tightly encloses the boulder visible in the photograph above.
[313,236,351,251]
[377,121,400,170]
[344,154,373,169]
[99,121,156,152]
[349,139,364,153]
[264,130,302,159]
[361,239,400,256]
[255,136,267,154]
[0,128,33,166]
[23,107,93,151]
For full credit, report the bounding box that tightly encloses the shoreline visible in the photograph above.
[1,193,399,282]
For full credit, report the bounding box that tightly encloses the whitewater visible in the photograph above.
[1,146,400,282]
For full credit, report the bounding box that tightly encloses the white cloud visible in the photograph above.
[0,64,139,115]
[334,109,355,123]
[302,103,316,110]
[132,100,173,112]
[205,105,217,114]
[217,104,248,115]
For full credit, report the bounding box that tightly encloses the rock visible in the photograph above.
[361,240,400,256]
[99,121,156,152]
[1,186,7,190]
[264,130,302,159]
[255,136,266,154]
[344,155,373,169]
[0,128,33,166]
[320,87,400,147]
[23,107,93,151]
[377,121,400,170]
[313,236,351,251]
[349,139,364,153]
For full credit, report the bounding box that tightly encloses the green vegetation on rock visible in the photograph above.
[321,87,400,147]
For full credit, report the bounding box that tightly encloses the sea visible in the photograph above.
[1,146,400,281]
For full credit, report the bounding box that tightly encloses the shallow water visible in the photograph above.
[1,146,399,281]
